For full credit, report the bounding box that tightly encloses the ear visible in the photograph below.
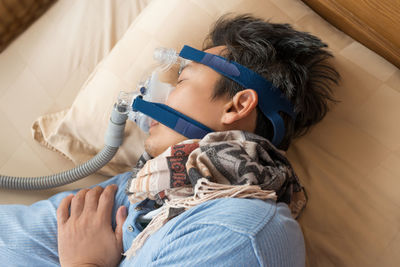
[221,89,258,125]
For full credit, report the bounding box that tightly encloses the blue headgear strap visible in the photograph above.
[132,96,213,139]
[179,45,297,146]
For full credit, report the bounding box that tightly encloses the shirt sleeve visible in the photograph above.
[148,223,261,267]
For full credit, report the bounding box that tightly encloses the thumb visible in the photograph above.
[115,205,127,249]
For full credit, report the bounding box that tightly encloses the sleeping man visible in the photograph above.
[0,14,339,266]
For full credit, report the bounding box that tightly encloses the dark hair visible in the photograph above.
[203,14,340,150]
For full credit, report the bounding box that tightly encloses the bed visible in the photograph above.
[0,0,399,266]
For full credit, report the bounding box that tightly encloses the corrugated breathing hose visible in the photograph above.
[0,103,128,190]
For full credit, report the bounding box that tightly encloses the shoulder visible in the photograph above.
[172,198,279,234]
[171,198,302,238]
[147,198,305,266]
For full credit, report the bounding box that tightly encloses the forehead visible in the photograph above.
[179,60,217,81]
[179,45,227,74]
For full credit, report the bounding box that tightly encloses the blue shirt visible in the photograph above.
[0,172,305,266]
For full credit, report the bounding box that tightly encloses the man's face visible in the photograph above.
[144,46,229,157]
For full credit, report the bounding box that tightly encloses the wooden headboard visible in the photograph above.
[302,0,400,69]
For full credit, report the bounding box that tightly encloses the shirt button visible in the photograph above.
[127,225,134,232]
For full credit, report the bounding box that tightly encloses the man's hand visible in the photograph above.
[57,185,127,267]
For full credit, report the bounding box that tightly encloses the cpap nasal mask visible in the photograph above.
[0,45,296,190]
[117,47,214,140]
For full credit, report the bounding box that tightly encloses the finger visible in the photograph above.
[115,205,127,250]
[57,194,74,225]
[83,186,104,212]
[97,184,118,220]
[70,188,89,218]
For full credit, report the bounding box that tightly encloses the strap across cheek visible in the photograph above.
[132,97,213,139]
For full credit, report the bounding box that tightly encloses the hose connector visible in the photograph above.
[104,101,129,148]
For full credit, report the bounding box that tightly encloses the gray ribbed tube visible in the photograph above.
[0,102,129,190]
[0,145,118,190]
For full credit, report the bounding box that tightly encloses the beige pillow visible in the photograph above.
[32,0,400,266]
[0,0,56,52]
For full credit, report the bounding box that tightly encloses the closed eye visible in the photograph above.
[177,79,185,85]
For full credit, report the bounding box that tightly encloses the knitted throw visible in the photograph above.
[125,130,307,258]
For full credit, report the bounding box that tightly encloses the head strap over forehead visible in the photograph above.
[179,45,296,146]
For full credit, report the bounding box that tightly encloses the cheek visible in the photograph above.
[166,87,190,106]
[166,90,224,131]
[166,87,207,115]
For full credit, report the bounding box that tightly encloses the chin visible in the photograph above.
[144,127,187,157]
[144,137,164,158]
[143,137,156,157]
